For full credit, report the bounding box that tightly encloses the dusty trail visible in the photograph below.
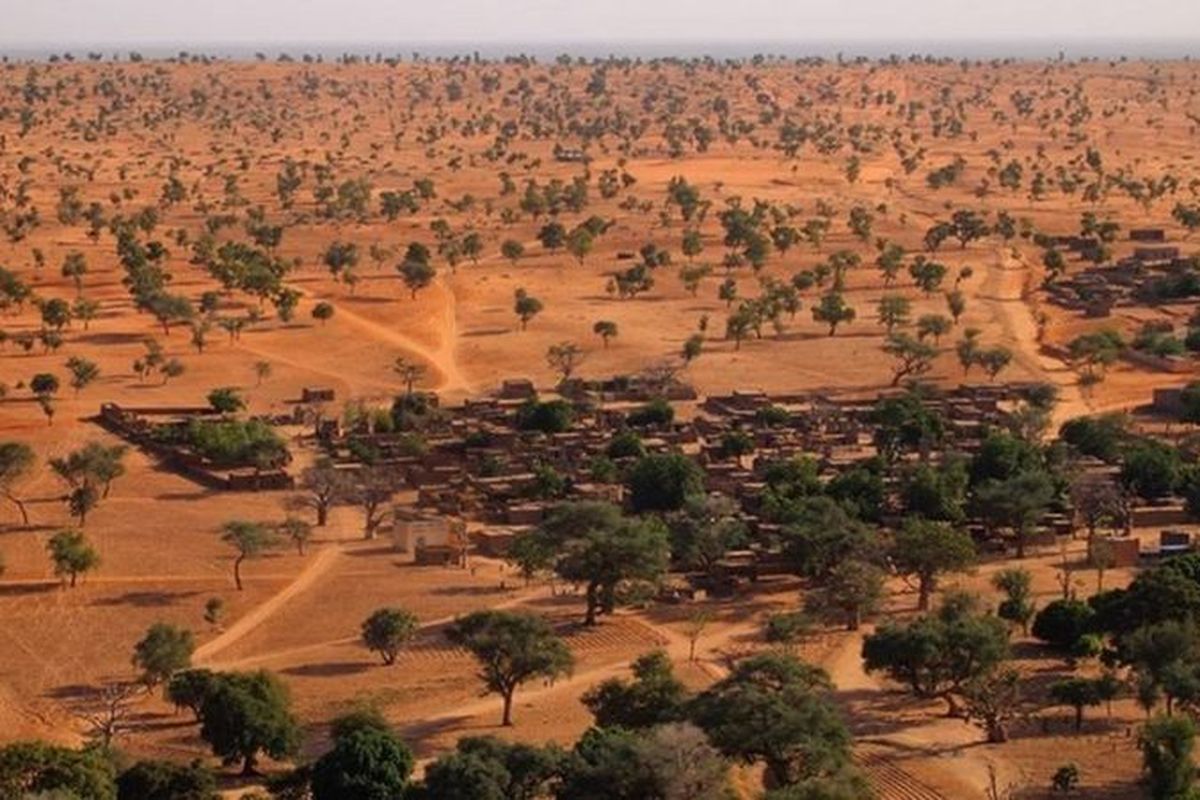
[212,585,547,671]
[193,545,341,666]
[979,250,1089,429]
[297,278,469,395]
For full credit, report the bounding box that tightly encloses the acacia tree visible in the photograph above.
[512,502,671,625]
[289,457,347,526]
[220,520,275,590]
[593,320,618,348]
[514,289,543,330]
[862,595,1010,715]
[690,652,856,788]
[132,623,195,689]
[890,519,976,611]
[47,529,100,587]
[546,341,585,384]
[0,441,35,525]
[361,607,419,666]
[812,292,855,336]
[198,670,300,775]
[447,610,573,726]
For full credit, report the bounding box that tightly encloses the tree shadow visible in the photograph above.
[281,661,371,678]
[92,590,203,607]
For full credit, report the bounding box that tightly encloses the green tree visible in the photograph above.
[690,652,852,787]
[198,670,300,775]
[361,607,419,666]
[446,610,573,726]
[1050,678,1104,732]
[220,520,275,590]
[311,725,414,800]
[0,741,116,800]
[891,519,975,611]
[514,288,544,330]
[626,453,704,513]
[0,441,35,525]
[582,650,687,729]
[862,596,1010,715]
[116,759,218,800]
[811,292,855,336]
[47,528,99,587]
[1140,714,1198,800]
[593,320,618,348]
[133,623,195,688]
[806,559,886,630]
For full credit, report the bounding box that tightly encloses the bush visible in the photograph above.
[516,400,574,433]
[626,453,704,513]
[1032,599,1095,652]
[626,398,674,428]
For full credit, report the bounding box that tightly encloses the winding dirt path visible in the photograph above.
[193,545,341,666]
[979,249,1089,429]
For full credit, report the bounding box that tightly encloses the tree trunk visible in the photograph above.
[6,493,29,525]
[234,555,244,590]
[1074,706,1083,731]
[584,583,598,626]
[987,721,1009,743]
[501,690,514,726]
[316,502,328,527]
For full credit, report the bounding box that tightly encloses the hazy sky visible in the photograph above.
[4,0,1200,48]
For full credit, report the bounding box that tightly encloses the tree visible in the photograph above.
[311,301,335,325]
[1032,599,1095,655]
[422,736,563,800]
[992,568,1035,634]
[547,341,586,384]
[279,516,311,556]
[0,741,117,800]
[883,333,937,387]
[593,320,618,348]
[447,610,573,726]
[682,334,704,365]
[220,520,275,590]
[876,294,911,333]
[501,239,525,265]
[0,441,35,525]
[582,650,687,729]
[348,466,397,539]
[690,652,852,787]
[806,559,886,630]
[973,469,1056,558]
[116,759,218,800]
[862,596,1010,715]
[514,288,543,330]
[61,251,89,294]
[961,668,1021,743]
[311,725,413,800]
[812,292,855,336]
[978,347,1014,381]
[1140,714,1197,800]
[1050,678,1104,732]
[361,607,419,666]
[521,502,671,625]
[133,623,195,688]
[207,387,245,415]
[916,313,952,343]
[398,258,436,299]
[567,227,595,265]
[627,453,704,513]
[1121,439,1182,502]
[198,670,300,775]
[47,528,99,587]
[909,257,948,294]
[291,457,347,526]
[891,519,975,611]
[66,356,100,396]
[946,289,966,324]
